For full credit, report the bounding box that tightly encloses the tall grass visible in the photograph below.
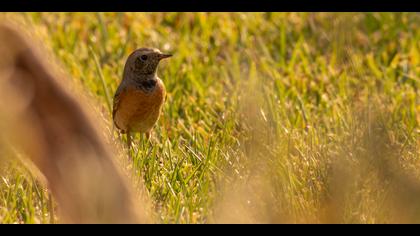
[0,12,418,223]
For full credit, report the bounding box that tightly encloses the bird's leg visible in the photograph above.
[138,132,151,150]
[126,130,132,154]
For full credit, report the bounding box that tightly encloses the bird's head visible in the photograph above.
[124,47,172,80]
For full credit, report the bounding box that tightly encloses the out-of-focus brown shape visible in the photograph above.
[0,21,147,223]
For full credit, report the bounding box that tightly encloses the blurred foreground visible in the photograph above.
[0,13,418,223]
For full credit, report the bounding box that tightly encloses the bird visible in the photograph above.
[112,48,172,149]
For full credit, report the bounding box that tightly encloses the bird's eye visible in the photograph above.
[140,55,148,61]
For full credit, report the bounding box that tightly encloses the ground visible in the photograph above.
[0,13,419,223]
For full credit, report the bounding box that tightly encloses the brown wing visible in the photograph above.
[112,85,126,125]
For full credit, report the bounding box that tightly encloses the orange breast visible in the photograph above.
[114,79,166,133]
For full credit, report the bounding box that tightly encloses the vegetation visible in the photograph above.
[0,13,419,223]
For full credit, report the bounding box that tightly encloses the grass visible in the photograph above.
[0,12,419,223]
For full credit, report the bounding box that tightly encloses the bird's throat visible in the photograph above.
[138,79,157,92]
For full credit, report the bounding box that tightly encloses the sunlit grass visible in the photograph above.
[0,12,419,223]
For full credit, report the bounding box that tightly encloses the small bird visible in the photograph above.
[112,48,172,148]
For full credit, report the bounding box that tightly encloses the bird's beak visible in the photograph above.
[158,53,172,60]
